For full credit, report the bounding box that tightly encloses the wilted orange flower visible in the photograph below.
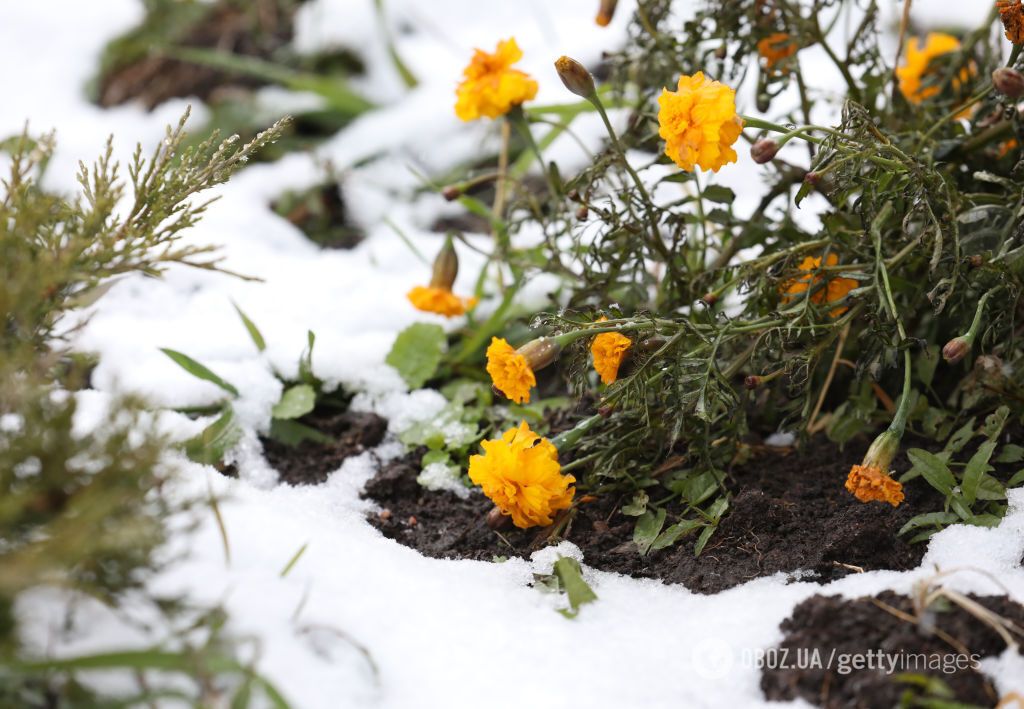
[591,320,632,385]
[998,1,1024,44]
[781,253,857,317]
[657,72,744,172]
[454,37,538,121]
[468,421,575,528]
[407,286,477,317]
[486,337,536,403]
[845,465,904,507]
[897,33,966,103]
[758,32,798,70]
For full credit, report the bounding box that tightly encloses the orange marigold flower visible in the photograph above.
[454,37,538,121]
[896,33,966,103]
[998,1,1024,44]
[591,323,632,385]
[757,32,798,71]
[781,253,857,317]
[845,465,904,507]
[468,421,575,528]
[657,72,744,172]
[407,286,476,317]
[486,337,536,403]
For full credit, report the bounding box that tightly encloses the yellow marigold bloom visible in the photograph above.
[781,253,857,317]
[657,72,744,172]
[486,337,536,404]
[468,421,575,528]
[845,465,904,507]
[454,37,538,121]
[757,32,798,70]
[407,286,477,317]
[591,321,632,385]
[998,1,1024,44]
[897,33,965,103]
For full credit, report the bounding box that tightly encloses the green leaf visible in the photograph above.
[981,405,1010,440]
[898,511,959,536]
[385,323,447,389]
[553,557,597,618]
[944,417,976,453]
[907,448,956,496]
[184,407,243,465]
[232,302,266,352]
[271,384,316,420]
[694,523,718,556]
[621,491,649,516]
[962,440,996,505]
[160,348,239,397]
[650,519,702,551]
[299,330,317,385]
[1007,469,1024,487]
[267,418,332,447]
[996,444,1024,464]
[702,185,736,204]
[633,507,667,556]
[976,474,1006,501]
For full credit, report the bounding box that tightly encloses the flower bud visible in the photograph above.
[595,0,618,26]
[968,254,984,269]
[516,337,562,372]
[700,292,719,306]
[942,336,972,364]
[486,505,512,530]
[751,138,780,164]
[554,56,597,100]
[744,375,762,390]
[441,184,462,201]
[598,403,614,417]
[804,171,822,186]
[576,205,589,221]
[993,67,1024,99]
[861,429,900,473]
[429,237,459,290]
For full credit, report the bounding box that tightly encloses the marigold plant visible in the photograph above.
[657,72,744,172]
[454,37,538,121]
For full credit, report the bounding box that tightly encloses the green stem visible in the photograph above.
[551,414,603,451]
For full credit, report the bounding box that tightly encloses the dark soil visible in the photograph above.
[761,591,1024,707]
[363,436,943,593]
[262,410,386,485]
[273,182,365,249]
[98,0,304,109]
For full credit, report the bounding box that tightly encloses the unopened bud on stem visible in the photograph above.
[942,336,972,364]
[516,337,562,373]
[993,67,1024,99]
[429,237,459,290]
[554,56,597,100]
[751,138,780,164]
[595,0,618,26]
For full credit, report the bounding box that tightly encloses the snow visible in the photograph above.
[1,0,1022,707]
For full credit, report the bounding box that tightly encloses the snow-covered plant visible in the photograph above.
[0,114,287,703]
[407,2,1024,548]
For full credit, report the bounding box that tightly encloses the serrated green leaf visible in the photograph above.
[267,418,332,447]
[907,448,956,496]
[184,407,243,465]
[386,323,447,389]
[160,348,239,397]
[553,557,597,618]
[633,507,667,556]
[272,384,316,420]
[962,440,996,504]
[232,302,266,352]
[996,444,1024,464]
[898,511,959,536]
[650,519,702,551]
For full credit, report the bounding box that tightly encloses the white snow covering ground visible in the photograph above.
[2,0,1022,707]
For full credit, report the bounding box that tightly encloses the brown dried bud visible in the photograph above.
[700,292,719,306]
[993,67,1024,99]
[595,0,618,26]
[804,171,822,186]
[715,45,728,60]
[441,184,462,201]
[516,337,562,372]
[567,189,580,201]
[598,403,615,417]
[486,506,511,530]
[429,237,459,290]
[744,375,762,390]
[751,138,780,164]
[637,337,667,354]
[942,336,972,364]
[554,56,597,99]
[968,254,985,269]
[576,205,589,221]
